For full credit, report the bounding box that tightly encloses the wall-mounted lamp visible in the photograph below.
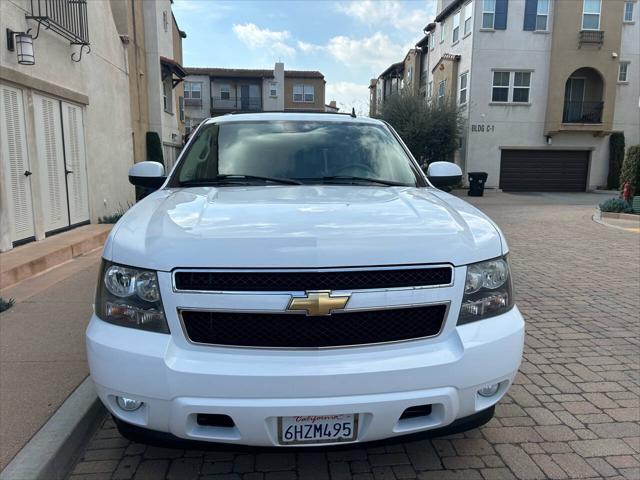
[6,29,35,65]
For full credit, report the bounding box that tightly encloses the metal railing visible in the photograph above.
[579,30,604,45]
[27,0,89,46]
[211,96,262,111]
[184,98,203,107]
[562,100,604,123]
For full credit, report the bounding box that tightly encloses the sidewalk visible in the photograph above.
[0,244,103,470]
[0,224,111,290]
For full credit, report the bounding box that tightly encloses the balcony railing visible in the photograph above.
[562,100,603,123]
[212,96,262,111]
[579,30,604,45]
[184,98,203,107]
[27,0,89,45]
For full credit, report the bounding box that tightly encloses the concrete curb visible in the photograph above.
[593,211,640,233]
[601,211,640,221]
[0,377,105,480]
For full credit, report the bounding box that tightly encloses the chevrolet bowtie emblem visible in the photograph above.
[287,290,350,316]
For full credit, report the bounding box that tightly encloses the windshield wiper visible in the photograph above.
[180,174,302,186]
[320,176,409,187]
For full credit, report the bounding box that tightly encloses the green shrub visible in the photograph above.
[146,131,164,166]
[608,132,625,190]
[599,197,633,213]
[0,297,15,313]
[98,203,132,224]
[619,145,640,195]
[378,92,463,165]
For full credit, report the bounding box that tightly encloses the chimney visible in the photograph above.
[274,62,284,81]
[329,101,337,108]
[274,62,285,110]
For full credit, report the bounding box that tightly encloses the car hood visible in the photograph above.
[105,186,505,271]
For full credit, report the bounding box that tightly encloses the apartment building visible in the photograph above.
[370,61,404,117]
[370,39,432,117]
[110,0,187,168]
[183,63,327,133]
[0,0,132,252]
[425,0,639,191]
[0,0,186,252]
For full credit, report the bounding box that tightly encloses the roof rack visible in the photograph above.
[222,110,358,117]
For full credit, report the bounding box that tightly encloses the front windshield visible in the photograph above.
[172,121,422,187]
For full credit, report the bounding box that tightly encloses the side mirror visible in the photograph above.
[426,161,462,189]
[128,161,166,190]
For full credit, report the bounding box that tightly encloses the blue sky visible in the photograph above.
[173,0,437,114]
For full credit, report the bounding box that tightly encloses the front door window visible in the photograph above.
[240,85,250,110]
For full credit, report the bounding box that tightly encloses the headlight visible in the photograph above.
[95,261,169,333]
[458,256,513,325]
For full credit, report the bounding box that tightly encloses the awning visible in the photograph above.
[160,56,187,88]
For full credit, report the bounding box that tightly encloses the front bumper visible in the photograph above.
[86,306,524,446]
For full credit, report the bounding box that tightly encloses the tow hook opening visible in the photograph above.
[196,413,236,428]
[399,404,433,421]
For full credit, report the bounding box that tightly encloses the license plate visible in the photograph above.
[277,414,358,445]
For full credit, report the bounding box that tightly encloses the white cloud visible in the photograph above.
[337,0,434,33]
[297,40,324,53]
[325,81,370,116]
[293,32,406,76]
[326,32,405,73]
[232,23,295,57]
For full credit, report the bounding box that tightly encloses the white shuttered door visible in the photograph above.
[61,102,89,224]
[33,93,69,232]
[0,84,35,242]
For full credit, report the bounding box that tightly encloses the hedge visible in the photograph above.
[619,145,640,196]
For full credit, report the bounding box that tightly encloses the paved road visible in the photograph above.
[69,192,640,480]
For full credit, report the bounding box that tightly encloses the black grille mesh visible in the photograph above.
[174,267,452,292]
[181,305,447,348]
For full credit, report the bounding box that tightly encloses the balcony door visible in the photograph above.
[564,78,585,123]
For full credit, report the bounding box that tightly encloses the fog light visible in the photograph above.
[478,383,500,398]
[116,396,143,411]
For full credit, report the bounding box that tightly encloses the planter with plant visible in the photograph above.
[0,297,15,313]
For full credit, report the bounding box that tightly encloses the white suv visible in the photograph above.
[87,112,524,447]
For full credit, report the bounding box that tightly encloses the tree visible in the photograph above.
[377,92,463,166]
[146,131,164,166]
[608,132,625,190]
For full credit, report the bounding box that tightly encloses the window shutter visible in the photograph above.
[61,102,90,225]
[33,94,69,232]
[495,0,509,29]
[0,85,35,242]
[523,0,537,30]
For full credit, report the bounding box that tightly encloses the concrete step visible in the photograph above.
[0,224,112,290]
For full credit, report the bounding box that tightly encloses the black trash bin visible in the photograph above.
[468,172,488,197]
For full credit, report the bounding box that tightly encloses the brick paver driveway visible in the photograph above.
[70,192,640,480]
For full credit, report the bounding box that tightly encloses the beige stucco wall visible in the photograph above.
[403,49,421,95]
[544,0,625,133]
[110,0,150,164]
[283,77,325,111]
[0,0,135,250]
[431,58,459,101]
[172,15,185,139]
